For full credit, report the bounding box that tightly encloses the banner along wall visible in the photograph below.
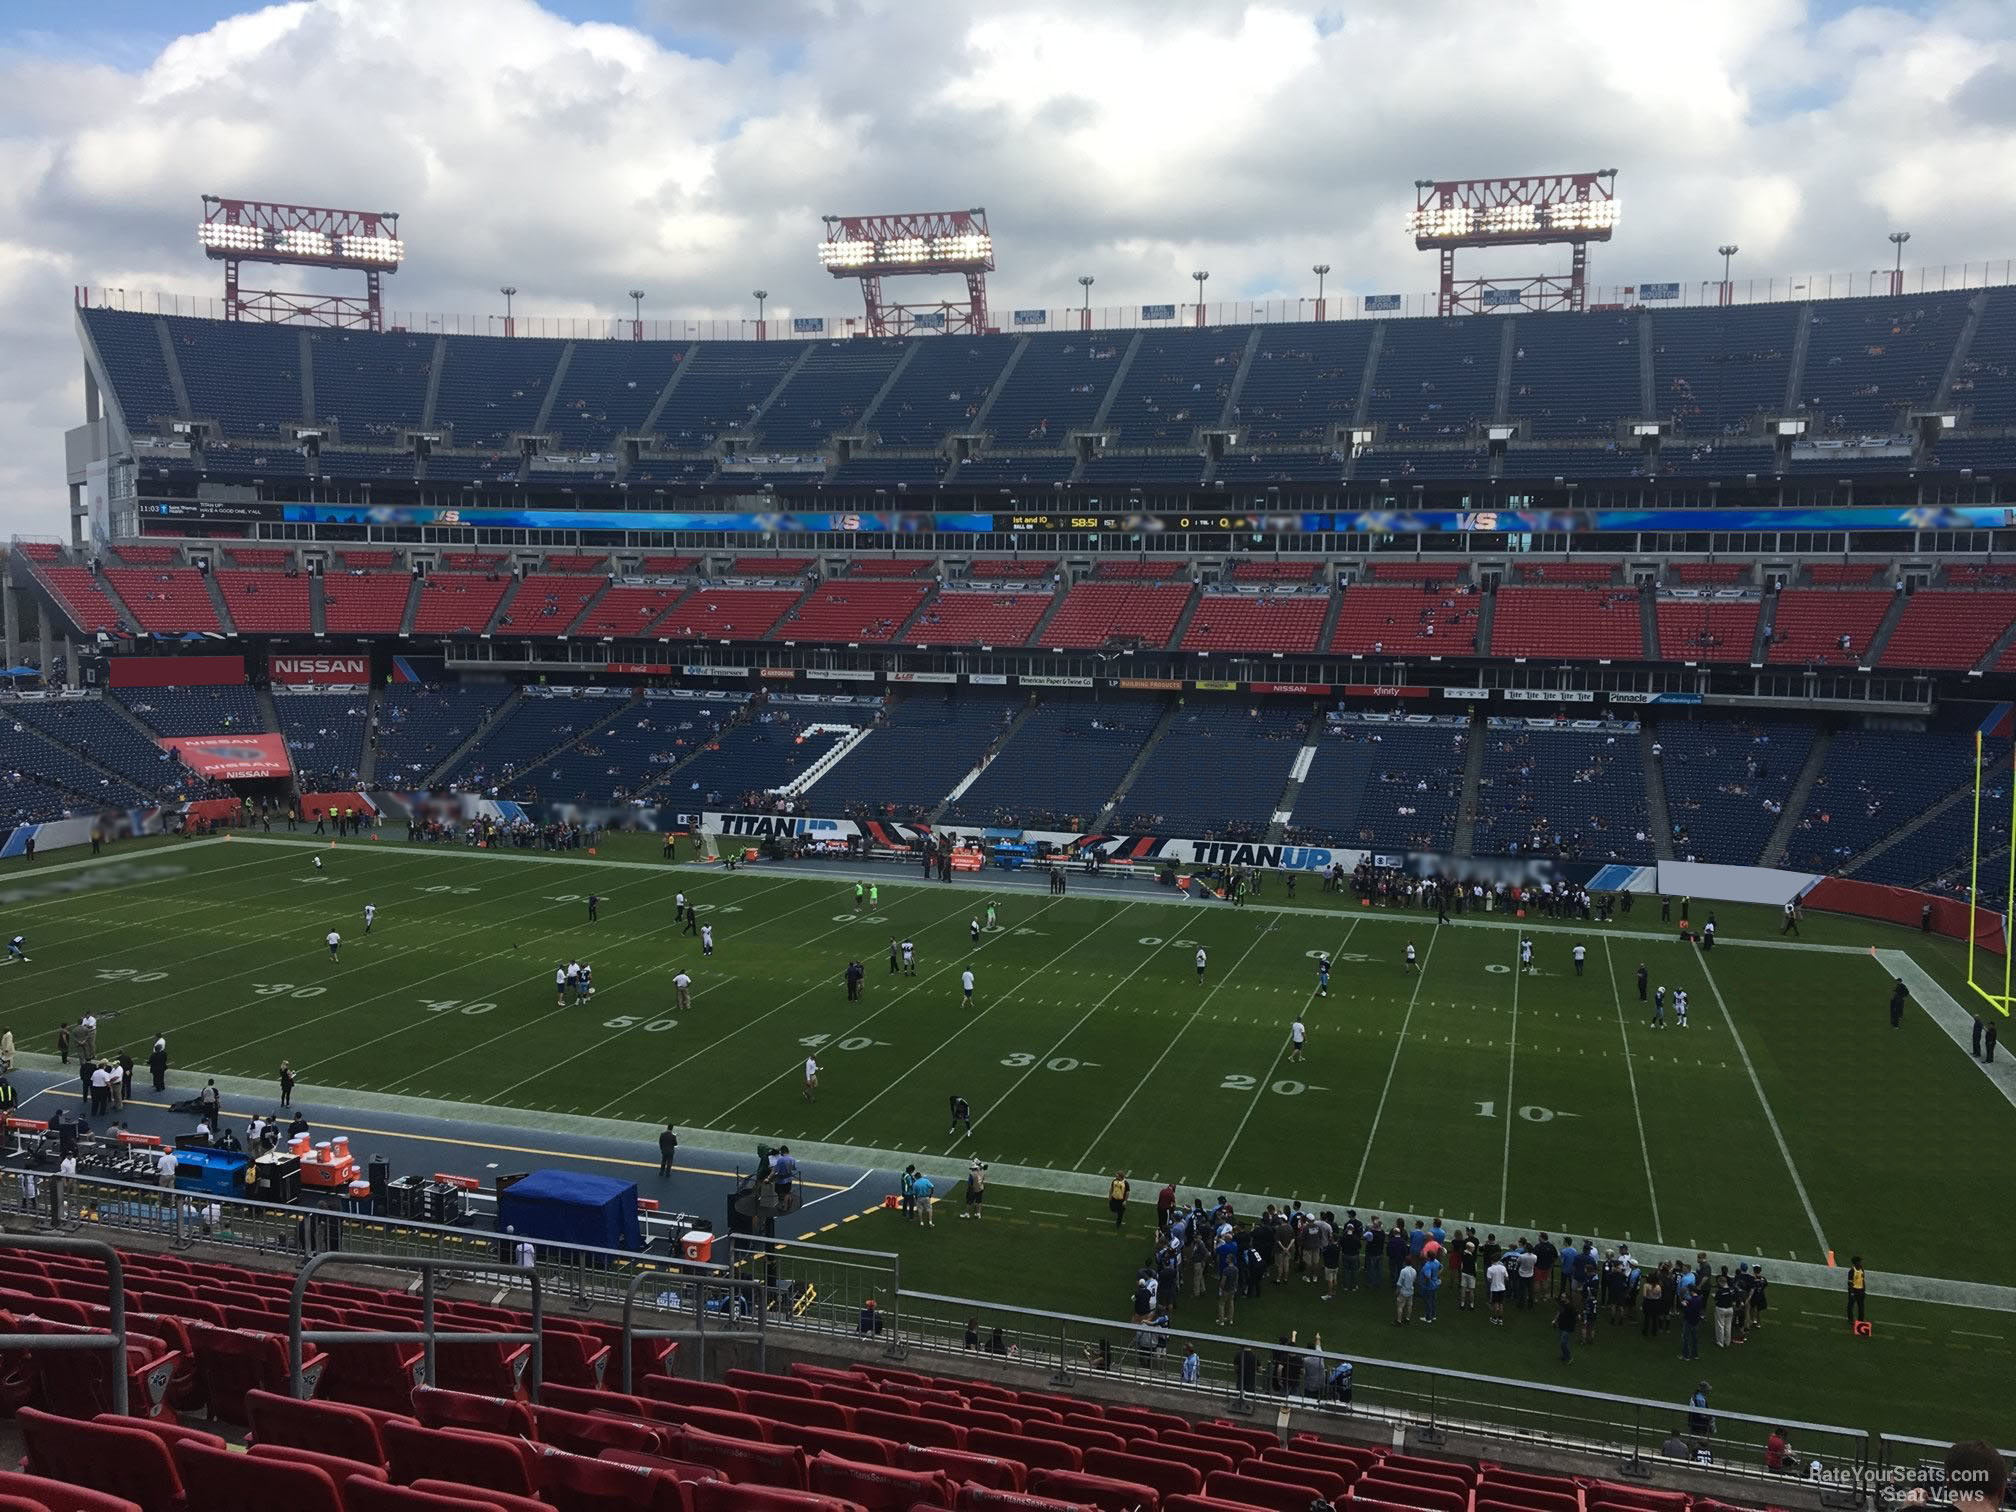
[159,733,293,779]
[109,655,246,688]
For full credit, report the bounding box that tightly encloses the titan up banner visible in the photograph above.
[270,653,370,686]
[160,733,294,779]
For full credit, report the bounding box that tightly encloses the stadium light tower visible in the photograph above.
[1407,171,1618,315]
[499,286,516,337]
[628,289,646,342]
[1192,269,1210,327]
[198,195,402,331]
[818,208,994,337]
[1717,244,1739,307]
[1312,263,1332,321]
[1889,231,1911,296]
[1078,274,1095,332]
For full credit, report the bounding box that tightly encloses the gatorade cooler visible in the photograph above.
[681,1231,715,1263]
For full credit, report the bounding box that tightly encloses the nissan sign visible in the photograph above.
[271,655,370,685]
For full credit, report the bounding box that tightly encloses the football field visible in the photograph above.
[4,830,2011,1283]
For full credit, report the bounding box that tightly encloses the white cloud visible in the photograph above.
[1,0,2014,538]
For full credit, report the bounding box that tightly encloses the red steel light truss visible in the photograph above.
[1409,172,1618,315]
[198,195,403,331]
[818,208,994,337]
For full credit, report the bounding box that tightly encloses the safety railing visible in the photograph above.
[891,1288,1877,1502]
[617,1261,772,1391]
[288,1252,543,1402]
[0,1235,133,1417]
[725,1233,901,1343]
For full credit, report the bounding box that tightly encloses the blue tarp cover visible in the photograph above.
[494,1168,642,1250]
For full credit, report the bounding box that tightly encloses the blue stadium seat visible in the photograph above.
[431,336,566,449]
[871,338,1018,447]
[274,693,371,790]
[115,686,266,738]
[308,328,433,443]
[803,692,1025,819]
[665,705,851,809]
[1364,318,1501,438]
[759,341,908,449]
[1782,727,1984,874]
[165,315,304,438]
[1650,303,1800,436]
[1508,310,1641,436]
[1287,719,1468,853]
[1797,293,1971,435]
[942,697,1163,831]
[441,694,615,792]
[546,339,688,451]
[373,684,513,786]
[1235,322,1375,445]
[1115,702,1308,839]
[1100,327,1250,444]
[1472,722,1654,862]
[82,310,180,434]
[1654,717,1816,865]
[983,333,1120,446]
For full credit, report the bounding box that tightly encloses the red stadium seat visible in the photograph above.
[747,1390,855,1430]
[770,1424,896,1466]
[1021,1421,1127,1455]
[1026,1468,1159,1512]
[1204,1471,1324,1512]
[856,1406,963,1448]
[0,1472,145,1512]
[189,1325,326,1423]
[528,1404,664,1458]
[643,1375,747,1411]
[250,1442,392,1485]
[955,1492,1086,1512]
[529,1446,691,1512]
[1161,1430,1255,1467]
[967,1430,1080,1474]
[659,1424,808,1488]
[411,1386,536,1438]
[341,1480,518,1512]
[900,1444,1025,1493]
[246,1388,397,1468]
[687,1483,864,1512]
[318,1329,427,1415]
[380,1421,538,1496]
[1083,1449,1200,1499]
[172,1438,344,1512]
[17,1410,186,1512]
[809,1454,955,1512]
[1231,1459,1350,1502]
[412,1487,546,1512]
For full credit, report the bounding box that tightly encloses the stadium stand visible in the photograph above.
[1329,582,1481,656]
[1213,450,1345,481]
[666,706,851,809]
[772,581,932,644]
[1656,595,1760,663]
[0,715,158,820]
[965,558,1055,582]
[806,692,1025,819]
[944,697,1163,830]
[275,691,371,790]
[1115,702,1308,837]
[1782,725,1984,874]
[664,587,804,642]
[1079,451,1206,482]
[982,334,1121,444]
[1235,321,1376,444]
[1654,716,1817,866]
[308,327,434,443]
[115,685,265,737]
[1878,589,2016,670]
[39,567,130,633]
[1854,777,2012,894]
[81,307,180,433]
[410,574,514,637]
[1287,718,1469,852]
[372,683,514,785]
[846,558,934,578]
[1764,589,1892,667]
[1488,586,1644,660]
[440,694,616,793]
[907,589,1053,648]
[431,335,564,448]
[495,573,603,638]
[1796,292,1971,433]
[1650,301,1800,437]
[4,695,224,799]
[654,343,803,447]
[216,568,311,634]
[1352,442,1489,478]
[1179,591,1328,654]
[758,340,908,448]
[1229,560,1322,583]
[1092,561,1187,580]
[573,584,690,639]
[870,337,1018,447]
[1364,318,1502,438]
[532,704,724,804]
[953,455,1076,484]
[322,571,415,635]
[1507,310,1642,437]
[1102,327,1251,444]
[104,569,221,634]
[829,456,945,484]
[1472,722,1655,862]
[165,315,305,436]
[546,339,688,451]
[1037,582,1194,650]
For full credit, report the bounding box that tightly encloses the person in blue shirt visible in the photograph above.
[1420,1254,1443,1322]
[1316,956,1330,998]
[1180,1344,1200,1384]
[912,1171,936,1226]
[1408,1220,1428,1256]
[1430,1218,1446,1249]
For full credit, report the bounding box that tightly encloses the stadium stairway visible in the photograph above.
[397,576,423,637]
[964,335,1028,448]
[202,571,237,636]
[1760,727,1834,867]
[418,688,524,787]
[1092,698,1182,831]
[1083,331,1144,441]
[253,685,285,755]
[1637,583,1659,659]
[1023,588,1070,646]
[775,721,876,801]
[751,343,820,433]
[1975,613,2016,674]
[1749,592,1776,664]
[1453,713,1487,854]
[1316,584,1345,649]
[88,568,145,636]
[308,574,327,637]
[1839,780,1975,881]
[1641,724,1675,862]
[1471,586,1496,655]
[1263,727,1323,842]
[560,579,614,637]
[929,698,1040,824]
[357,682,384,788]
[1214,326,1264,433]
[1165,587,1205,650]
[1858,588,1909,670]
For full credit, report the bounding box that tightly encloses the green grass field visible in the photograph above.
[2,831,2011,1443]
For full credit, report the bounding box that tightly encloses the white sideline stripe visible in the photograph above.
[1876,949,2016,1110]
[1693,945,1830,1262]
[1206,919,1358,1188]
[1500,932,1521,1222]
[0,837,227,882]
[14,1054,2008,1313]
[1603,936,1665,1244]
[1072,920,1275,1171]
[1350,927,1440,1206]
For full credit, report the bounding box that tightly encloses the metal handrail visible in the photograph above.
[288,1251,542,1403]
[617,1261,768,1392]
[0,1235,132,1417]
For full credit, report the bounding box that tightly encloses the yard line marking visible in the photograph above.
[1205,920,1358,1188]
[1501,931,1521,1221]
[601,892,1049,1121]
[1070,917,1276,1172]
[1602,937,1665,1244]
[1693,946,1830,1262]
[1874,948,2016,1111]
[1349,926,1441,1206]
[808,898,1101,1140]
[953,905,1166,1153]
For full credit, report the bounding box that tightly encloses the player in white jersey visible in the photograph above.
[1289,1019,1307,1062]
[1404,941,1418,971]
[364,903,376,934]
[1520,938,1535,973]
[1195,946,1208,982]
[1674,989,1688,1028]
[803,1056,819,1101]
[313,855,323,871]
[675,891,688,922]
[901,939,915,975]
[961,968,975,1005]
[555,965,568,1007]
[700,924,714,957]
[325,929,341,960]
[6,934,25,963]
[579,963,594,999]
[674,971,692,1011]
[970,917,980,945]
[566,960,582,1002]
